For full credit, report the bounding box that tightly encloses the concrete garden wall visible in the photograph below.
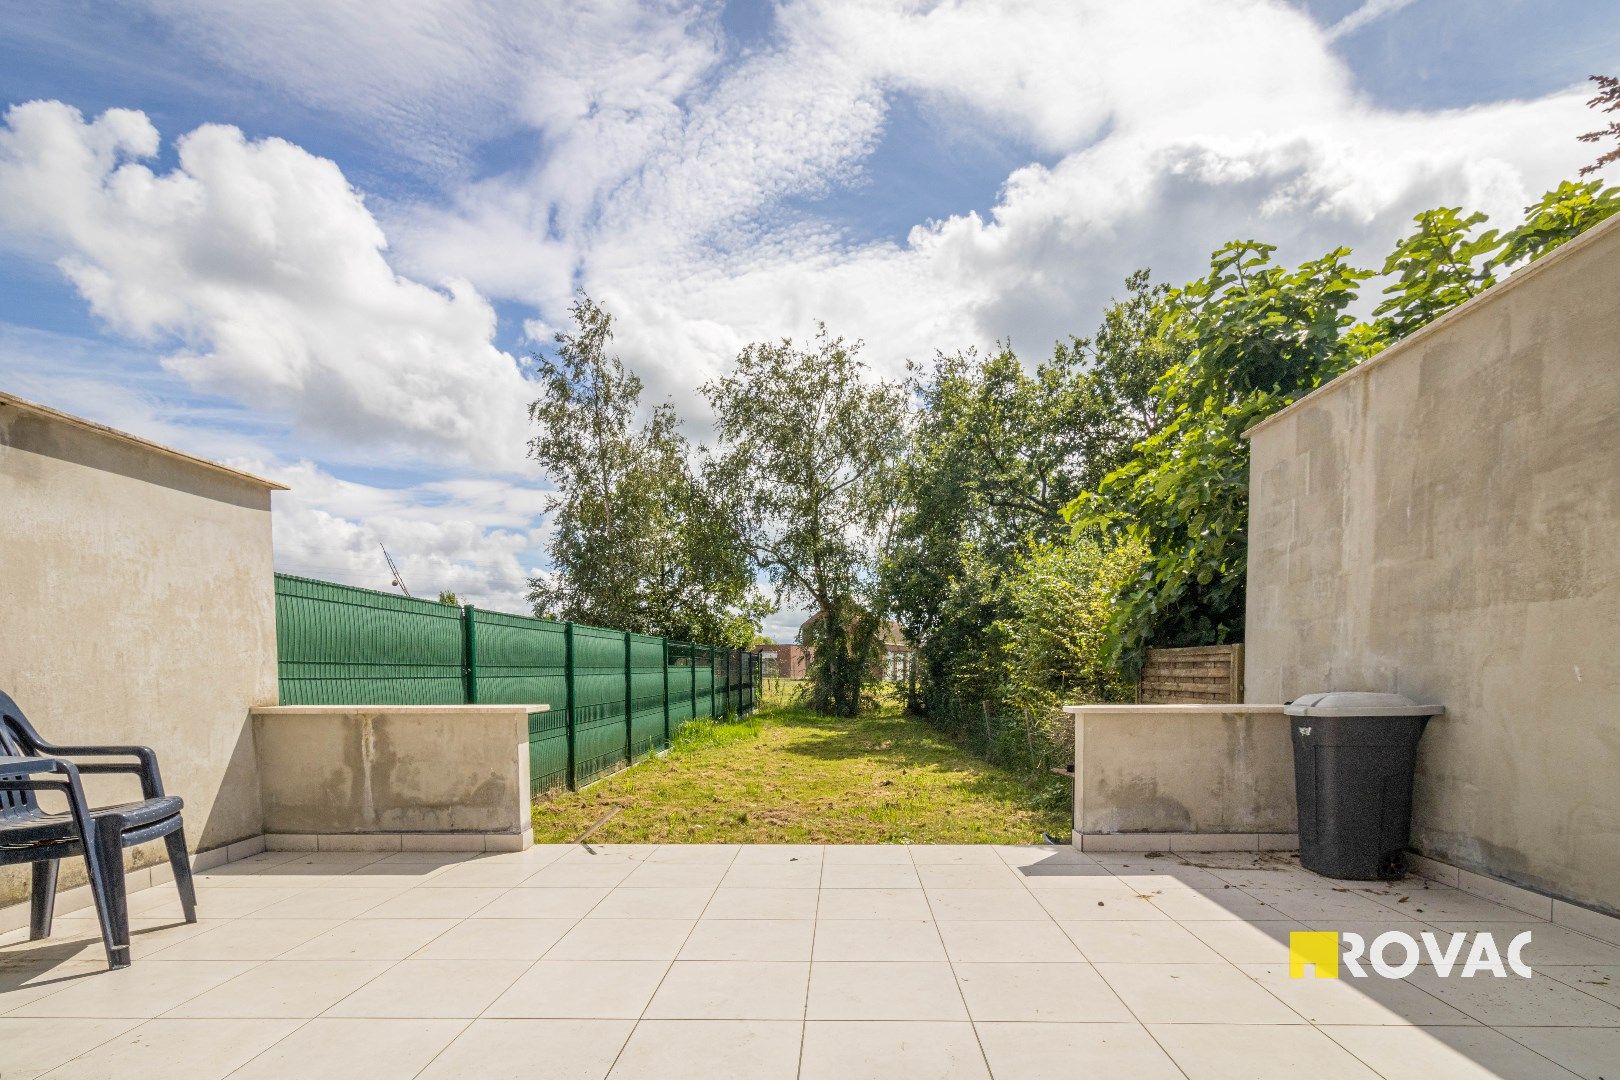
[1065,704,1296,851]
[0,392,283,906]
[1244,215,1620,915]
[251,704,539,850]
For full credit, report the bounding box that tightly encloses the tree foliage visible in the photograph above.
[703,328,908,716]
[1579,74,1620,177]
[1372,208,1499,339]
[1065,178,1619,675]
[882,340,1121,671]
[1071,243,1369,670]
[1494,180,1620,267]
[1372,181,1620,342]
[972,536,1146,769]
[527,296,767,646]
[516,163,1618,772]
[880,274,1180,759]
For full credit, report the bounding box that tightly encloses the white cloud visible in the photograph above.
[365,0,1597,413]
[1327,0,1420,41]
[0,101,536,470]
[85,1,1592,426]
[142,0,726,181]
[268,461,549,611]
[0,321,550,613]
[3,0,1605,633]
[763,605,812,645]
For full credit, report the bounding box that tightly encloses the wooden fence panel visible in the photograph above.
[1136,644,1244,704]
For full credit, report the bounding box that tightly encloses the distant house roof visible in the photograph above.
[798,608,910,647]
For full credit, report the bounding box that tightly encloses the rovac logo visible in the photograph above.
[1289,930,1533,979]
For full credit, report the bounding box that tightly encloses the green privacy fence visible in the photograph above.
[274,573,760,795]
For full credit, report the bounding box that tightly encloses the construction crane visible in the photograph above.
[379,543,412,597]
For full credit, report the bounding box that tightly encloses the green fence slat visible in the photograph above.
[274,574,465,705]
[564,622,576,790]
[274,573,756,794]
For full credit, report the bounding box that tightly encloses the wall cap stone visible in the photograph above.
[1242,210,1620,441]
[252,704,549,716]
[0,390,289,490]
[1065,703,1286,716]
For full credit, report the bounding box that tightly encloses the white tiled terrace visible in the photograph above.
[3,843,1618,1079]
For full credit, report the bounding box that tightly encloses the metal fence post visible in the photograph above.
[662,637,671,747]
[691,644,697,718]
[623,631,633,765]
[564,622,577,790]
[462,605,478,704]
[710,645,718,719]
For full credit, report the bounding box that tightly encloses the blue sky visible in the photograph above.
[1,0,1614,641]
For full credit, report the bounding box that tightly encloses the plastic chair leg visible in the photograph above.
[92,817,131,969]
[29,858,59,940]
[163,825,197,923]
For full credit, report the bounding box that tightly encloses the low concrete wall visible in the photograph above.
[252,705,541,850]
[1244,214,1620,914]
[0,392,283,907]
[1065,704,1295,851]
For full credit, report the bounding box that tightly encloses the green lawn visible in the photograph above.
[532,688,1072,844]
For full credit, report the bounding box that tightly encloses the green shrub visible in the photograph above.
[921,534,1145,774]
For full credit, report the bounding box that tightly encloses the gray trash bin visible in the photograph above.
[1285,692,1444,881]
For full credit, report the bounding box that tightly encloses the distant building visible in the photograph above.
[753,610,914,681]
[756,642,812,679]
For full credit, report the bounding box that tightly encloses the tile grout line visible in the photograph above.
[218,1014,327,1078]
[597,843,739,1078]
[2,852,396,1017]
[462,843,647,1032]
[1537,964,1620,1010]
[915,845,995,1079]
[1487,1025,1604,1079]
[392,848,578,1068]
[798,845,825,1080]
[1216,860,1620,1041]
[174,849,548,1031]
[12,846,1615,1077]
[385,844,640,1072]
[1163,852,1342,1030]
[1178,852,1600,1078]
[1074,851,1203,1079]
[13,1015,141,1076]
[399,1018,478,1080]
[26,867,405,1075]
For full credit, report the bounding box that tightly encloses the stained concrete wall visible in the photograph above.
[0,393,282,905]
[1066,705,1296,844]
[1244,216,1620,914]
[252,705,536,843]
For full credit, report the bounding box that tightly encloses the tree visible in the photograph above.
[1071,269,1182,461]
[1579,74,1620,177]
[1493,180,1620,268]
[968,535,1147,769]
[1371,208,1499,340]
[703,327,907,716]
[437,591,460,606]
[527,296,767,646]
[882,273,1181,729]
[1072,243,1369,670]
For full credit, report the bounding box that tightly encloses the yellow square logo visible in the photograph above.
[1289,931,1341,978]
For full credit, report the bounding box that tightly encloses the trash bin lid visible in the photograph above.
[1284,692,1444,718]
